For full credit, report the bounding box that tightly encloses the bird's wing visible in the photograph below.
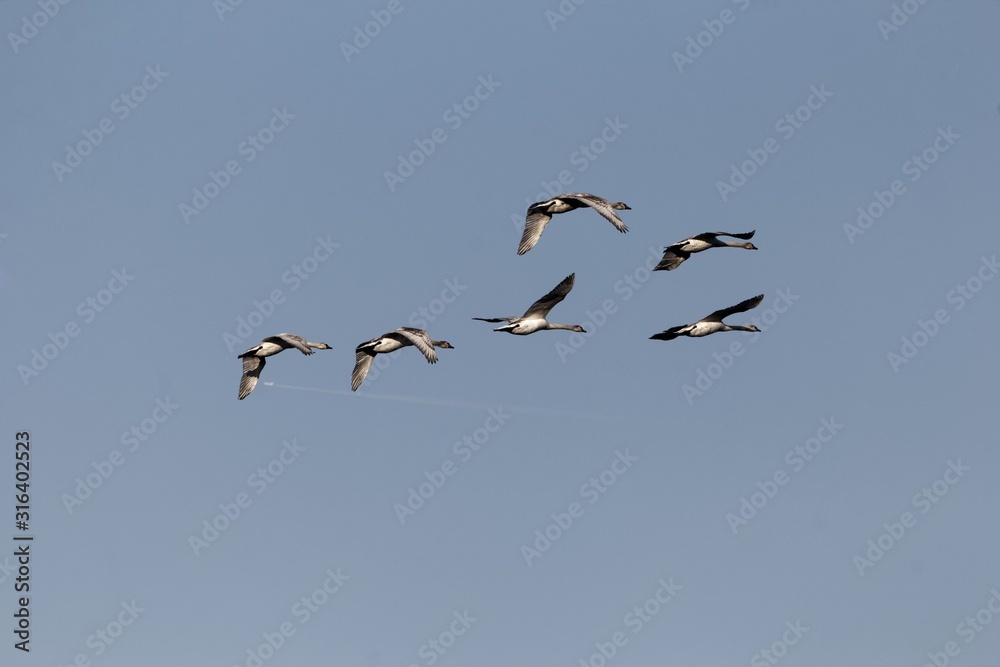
[394,328,438,363]
[473,316,517,323]
[704,294,765,322]
[269,333,313,354]
[518,208,552,255]
[688,232,721,242]
[562,194,629,233]
[351,350,375,392]
[654,246,689,271]
[649,325,687,341]
[523,273,575,318]
[701,230,755,240]
[238,356,265,400]
[355,334,382,354]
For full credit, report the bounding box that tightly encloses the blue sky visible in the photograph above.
[2,1,999,665]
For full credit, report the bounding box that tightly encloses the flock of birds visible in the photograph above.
[237,193,761,399]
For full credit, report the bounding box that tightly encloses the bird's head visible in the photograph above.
[612,202,631,211]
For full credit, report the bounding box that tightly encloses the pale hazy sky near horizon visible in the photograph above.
[2,1,1000,666]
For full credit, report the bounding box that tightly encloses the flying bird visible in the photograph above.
[650,294,764,341]
[518,193,630,255]
[654,230,757,271]
[238,333,332,400]
[474,273,585,335]
[352,327,454,392]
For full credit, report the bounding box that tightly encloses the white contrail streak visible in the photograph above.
[261,382,622,420]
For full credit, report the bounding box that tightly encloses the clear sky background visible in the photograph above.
[2,1,999,666]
